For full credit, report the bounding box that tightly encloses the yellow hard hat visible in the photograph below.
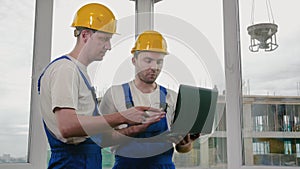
[131,30,168,54]
[71,3,117,34]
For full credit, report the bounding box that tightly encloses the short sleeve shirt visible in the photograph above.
[39,56,95,144]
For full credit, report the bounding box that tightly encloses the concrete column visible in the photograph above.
[243,104,254,165]
[130,0,161,36]
[223,0,243,168]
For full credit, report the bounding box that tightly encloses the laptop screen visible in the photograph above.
[171,84,218,135]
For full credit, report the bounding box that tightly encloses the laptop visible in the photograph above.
[167,84,218,136]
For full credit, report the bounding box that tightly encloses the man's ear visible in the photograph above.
[81,30,92,43]
[132,56,136,66]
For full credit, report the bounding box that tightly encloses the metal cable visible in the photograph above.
[250,0,255,24]
[266,0,275,23]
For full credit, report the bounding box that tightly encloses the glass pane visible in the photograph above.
[155,1,227,168]
[240,0,300,167]
[0,0,35,163]
[51,1,226,168]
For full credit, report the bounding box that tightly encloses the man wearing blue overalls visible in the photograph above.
[38,4,165,169]
[100,30,200,169]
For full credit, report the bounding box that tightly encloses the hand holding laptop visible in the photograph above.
[163,132,200,144]
[175,133,201,153]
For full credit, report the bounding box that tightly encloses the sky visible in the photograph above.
[0,0,34,158]
[0,0,300,159]
[239,0,300,96]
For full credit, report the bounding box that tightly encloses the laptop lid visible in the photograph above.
[171,84,218,135]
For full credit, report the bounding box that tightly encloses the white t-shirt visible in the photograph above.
[99,80,177,128]
[39,56,95,144]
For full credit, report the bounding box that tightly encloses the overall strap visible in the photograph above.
[38,56,70,95]
[159,86,168,111]
[76,68,99,116]
[122,83,134,108]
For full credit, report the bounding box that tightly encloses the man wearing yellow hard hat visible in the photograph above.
[100,30,200,169]
[38,4,164,169]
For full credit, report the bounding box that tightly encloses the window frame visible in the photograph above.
[2,0,298,168]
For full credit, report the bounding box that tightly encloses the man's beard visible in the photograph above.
[137,71,158,84]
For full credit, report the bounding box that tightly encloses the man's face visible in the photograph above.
[133,51,165,84]
[86,31,112,61]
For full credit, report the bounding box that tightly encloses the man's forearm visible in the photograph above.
[56,108,125,138]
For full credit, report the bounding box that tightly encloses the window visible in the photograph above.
[252,104,269,131]
[253,141,270,155]
[284,141,292,155]
[0,0,35,164]
[0,0,49,168]
[53,1,227,168]
[240,0,300,167]
[254,116,267,131]
[296,144,300,158]
[155,1,227,168]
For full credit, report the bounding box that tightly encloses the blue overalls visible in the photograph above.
[38,56,102,169]
[112,83,175,169]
